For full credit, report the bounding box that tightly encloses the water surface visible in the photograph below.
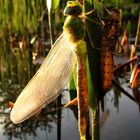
[0,64,140,140]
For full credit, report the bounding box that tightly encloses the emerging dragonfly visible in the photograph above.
[10,1,121,139]
[11,1,90,139]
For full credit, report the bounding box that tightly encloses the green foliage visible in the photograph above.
[68,77,77,100]
[86,57,97,109]
[126,20,131,36]
[84,0,102,104]
[86,0,93,5]
[0,0,45,33]
[135,13,140,46]
[84,1,101,139]
[131,7,139,17]
[94,1,102,13]
[115,0,120,6]
[46,0,60,13]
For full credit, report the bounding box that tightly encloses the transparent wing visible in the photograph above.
[10,33,77,124]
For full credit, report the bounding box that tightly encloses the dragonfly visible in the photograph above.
[10,1,122,139]
[10,1,91,139]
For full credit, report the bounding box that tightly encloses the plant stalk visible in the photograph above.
[48,11,55,47]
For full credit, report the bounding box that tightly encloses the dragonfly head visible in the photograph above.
[64,1,82,16]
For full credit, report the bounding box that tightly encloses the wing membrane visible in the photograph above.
[10,33,77,124]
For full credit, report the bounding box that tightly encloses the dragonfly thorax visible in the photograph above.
[63,1,84,43]
[63,16,84,43]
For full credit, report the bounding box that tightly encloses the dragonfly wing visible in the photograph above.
[10,33,77,124]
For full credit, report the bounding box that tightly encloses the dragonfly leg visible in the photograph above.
[64,97,78,108]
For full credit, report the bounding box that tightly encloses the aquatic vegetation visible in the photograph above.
[0,0,46,34]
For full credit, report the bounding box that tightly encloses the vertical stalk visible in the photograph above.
[48,11,55,47]
[92,103,100,140]
[83,0,102,140]
[57,94,62,140]
[135,12,140,47]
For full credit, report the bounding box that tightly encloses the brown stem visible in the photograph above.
[131,67,140,89]
[114,56,137,72]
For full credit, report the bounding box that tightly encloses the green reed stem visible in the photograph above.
[48,11,55,47]
[135,12,140,47]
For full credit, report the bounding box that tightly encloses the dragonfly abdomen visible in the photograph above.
[100,51,114,92]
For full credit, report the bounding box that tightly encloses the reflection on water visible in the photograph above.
[101,74,140,140]
[0,32,80,140]
[1,50,140,140]
[0,89,79,140]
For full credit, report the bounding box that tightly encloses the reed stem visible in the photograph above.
[48,11,55,47]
